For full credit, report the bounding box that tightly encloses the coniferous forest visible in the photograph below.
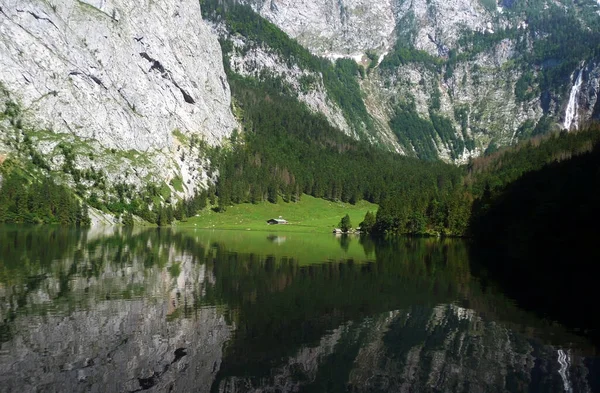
[0,171,91,226]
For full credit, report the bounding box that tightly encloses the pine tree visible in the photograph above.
[359,211,376,233]
[339,214,352,233]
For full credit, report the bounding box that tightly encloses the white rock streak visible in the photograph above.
[557,349,573,393]
[564,66,584,131]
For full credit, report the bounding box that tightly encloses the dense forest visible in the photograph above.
[0,170,91,226]
[374,125,600,235]
[210,73,462,216]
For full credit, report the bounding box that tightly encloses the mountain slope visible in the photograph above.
[242,0,600,161]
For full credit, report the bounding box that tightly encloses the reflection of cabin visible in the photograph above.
[267,217,288,225]
[267,235,287,244]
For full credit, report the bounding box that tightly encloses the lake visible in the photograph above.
[0,225,597,392]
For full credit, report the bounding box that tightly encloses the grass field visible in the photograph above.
[179,194,378,234]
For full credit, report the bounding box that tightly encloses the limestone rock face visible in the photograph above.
[226,34,356,139]
[244,0,493,59]
[0,0,237,195]
[395,0,495,57]
[579,62,600,125]
[246,0,398,58]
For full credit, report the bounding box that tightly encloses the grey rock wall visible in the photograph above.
[0,0,237,196]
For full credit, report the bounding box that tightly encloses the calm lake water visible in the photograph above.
[0,225,597,392]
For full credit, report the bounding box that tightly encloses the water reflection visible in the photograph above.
[266,234,287,244]
[0,226,597,392]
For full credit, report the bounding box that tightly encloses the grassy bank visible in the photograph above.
[179,195,377,233]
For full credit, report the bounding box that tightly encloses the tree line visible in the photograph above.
[372,125,600,236]
[0,171,91,226]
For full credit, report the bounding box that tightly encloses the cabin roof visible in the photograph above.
[267,218,288,224]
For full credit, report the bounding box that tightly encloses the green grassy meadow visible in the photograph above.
[180,194,378,234]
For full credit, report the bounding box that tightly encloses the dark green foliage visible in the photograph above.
[430,112,464,159]
[365,50,379,71]
[471,142,600,247]
[359,211,376,233]
[531,115,553,137]
[122,212,134,227]
[429,88,441,111]
[468,141,600,338]
[374,186,471,236]
[515,71,536,102]
[339,214,352,232]
[389,104,464,161]
[467,126,600,199]
[514,119,536,140]
[157,207,169,226]
[0,172,90,226]
[16,133,51,172]
[390,106,439,161]
[375,125,600,236]
[379,45,443,72]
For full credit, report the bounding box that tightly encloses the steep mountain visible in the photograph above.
[237,0,600,161]
[0,0,237,207]
[2,0,600,223]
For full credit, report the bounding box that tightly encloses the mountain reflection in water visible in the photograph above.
[0,226,597,392]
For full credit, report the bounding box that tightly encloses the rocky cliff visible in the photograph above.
[244,0,494,59]
[246,0,398,59]
[241,0,600,162]
[0,0,237,199]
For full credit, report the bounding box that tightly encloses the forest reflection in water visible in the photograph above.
[0,225,597,392]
